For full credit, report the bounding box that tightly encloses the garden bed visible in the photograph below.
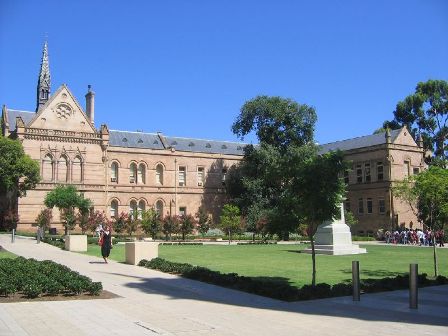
[0,256,111,301]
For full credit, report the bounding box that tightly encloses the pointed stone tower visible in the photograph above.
[36,41,51,111]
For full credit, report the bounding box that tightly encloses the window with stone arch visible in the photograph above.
[155,164,164,185]
[72,156,82,183]
[138,200,146,219]
[129,200,138,219]
[110,161,119,182]
[138,163,146,184]
[110,199,119,218]
[129,162,137,183]
[155,200,164,217]
[42,153,54,181]
[57,155,69,183]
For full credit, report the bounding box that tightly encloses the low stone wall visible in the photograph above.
[64,235,87,252]
[125,242,159,265]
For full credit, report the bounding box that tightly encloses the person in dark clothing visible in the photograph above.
[100,225,112,263]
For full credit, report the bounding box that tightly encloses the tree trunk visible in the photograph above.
[433,237,438,277]
[228,229,231,245]
[252,232,255,242]
[310,234,316,287]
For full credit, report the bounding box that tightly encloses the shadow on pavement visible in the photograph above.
[107,271,448,327]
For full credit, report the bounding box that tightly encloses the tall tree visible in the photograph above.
[140,208,161,239]
[393,166,448,276]
[232,95,317,152]
[0,137,40,227]
[289,150,347,286]
[385,80,448,163]
[44,185,91,235]
[219,204,241,244]
[179,214,196,241]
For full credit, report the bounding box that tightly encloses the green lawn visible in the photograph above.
[81,244,127,263]
[0,249,17,259]
[80,243,448,287]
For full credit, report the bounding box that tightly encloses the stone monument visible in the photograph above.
[303,203,367,255]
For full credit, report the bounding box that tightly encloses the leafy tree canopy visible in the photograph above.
[232,96,317,151]
[0,137,40,197]
[383,80,448,162]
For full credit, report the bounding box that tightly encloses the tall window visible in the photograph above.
[222,168,227,186]
[377,162,384,181]
[129,200,137,219]
[344,170,349,184]
[129,163,137,183]
[138,163,146,184]
[413,167,419,175]
[42,154,53,181]
[155,200,164,217]
[356,164,363,183]
[344,199,351,213]
[57,155,68,182]
[178,166,186,186]
[197,167,204,186]
[404,160,410,177]
[367,198,373,214]
[358,198,364,214]
[110,199,118,218]
[138,200,145,220]
[179,207,187,216]
[364,163,371,182]
[156,164,164,185]
[72,156,82,183]
[110,162,118,182]
[378,198,386,214]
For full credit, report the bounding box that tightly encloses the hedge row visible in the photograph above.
[160,242,204,246]
[139,257,448,301]
[237,241,277,245]
[42,236,65,249]
[0,257,102,298]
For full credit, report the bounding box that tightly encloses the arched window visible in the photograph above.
[57,155,69,182]
[110,162,119,182]
[155,200,164,217]
[129,163,137,183]
[42,154,53,181]
[156,164,164,185]
[72,156,82,183]
[129,200,138,219]
[138,200,145,219]
[138,163,146,184]
[110,199,118,218]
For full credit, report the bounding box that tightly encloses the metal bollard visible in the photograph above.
[410,264,418,309]
[11,229,15,243]
[352,260,360,301]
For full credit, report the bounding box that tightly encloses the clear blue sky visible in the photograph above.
[1,0,447,145]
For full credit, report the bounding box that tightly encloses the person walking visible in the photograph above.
[99,225,112,263]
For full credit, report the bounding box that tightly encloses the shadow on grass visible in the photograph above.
[103,269,448,327]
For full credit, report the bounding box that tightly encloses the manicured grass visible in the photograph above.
[0,249,16,259]
[158,244,448,287]
[80,244,126,263]
[79,243,448,287]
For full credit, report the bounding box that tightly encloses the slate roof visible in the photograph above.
[109,130,247,155]
[3,108,401,156]
[319,129,401,154]
[5,109,35,131]
[109,130,165,150]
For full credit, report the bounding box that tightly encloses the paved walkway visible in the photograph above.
[0,234,447,336]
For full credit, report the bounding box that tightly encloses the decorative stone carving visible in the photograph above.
[54,103,73,120]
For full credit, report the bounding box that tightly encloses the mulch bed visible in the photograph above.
[0,290,120,303]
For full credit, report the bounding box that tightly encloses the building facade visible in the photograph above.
[1,43,425,234]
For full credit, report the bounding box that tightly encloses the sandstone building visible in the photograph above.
[1,43,425,234]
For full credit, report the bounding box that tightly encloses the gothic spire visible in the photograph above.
[36,41,51,111]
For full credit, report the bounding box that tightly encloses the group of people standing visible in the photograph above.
[384,228,445,247]
[96,224,112,263]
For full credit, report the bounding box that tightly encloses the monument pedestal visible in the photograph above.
[303,204,367,256]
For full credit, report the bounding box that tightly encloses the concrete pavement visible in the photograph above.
[0,234,447,336]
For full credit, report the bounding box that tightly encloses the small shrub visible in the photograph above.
[88,282,103,296]
[23,281,42,298]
